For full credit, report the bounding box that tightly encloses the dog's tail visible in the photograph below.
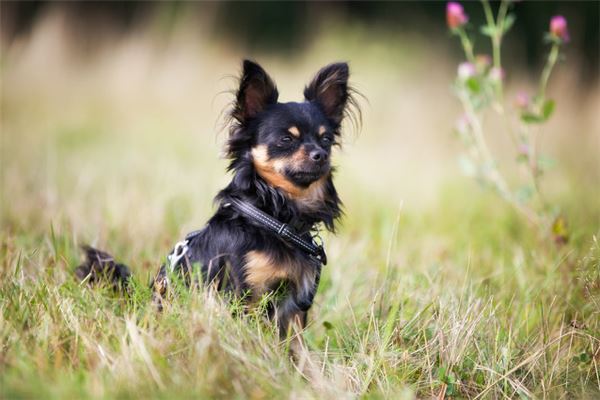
[75,245,132,290]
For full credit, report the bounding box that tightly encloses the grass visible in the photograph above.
[2,185,599,398]
[1,10,600,399]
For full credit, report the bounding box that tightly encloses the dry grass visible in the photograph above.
[1,10,599,399]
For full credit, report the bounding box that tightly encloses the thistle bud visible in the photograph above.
[550,16,570,43]
[447,2,468,30]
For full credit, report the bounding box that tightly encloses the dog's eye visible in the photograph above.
[280,135,293,144]
[321,136,332,145]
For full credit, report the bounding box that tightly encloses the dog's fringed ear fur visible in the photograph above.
[232,60,279,125]
[304,62,350,127]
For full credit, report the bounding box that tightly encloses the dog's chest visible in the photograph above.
[243,250,316,299]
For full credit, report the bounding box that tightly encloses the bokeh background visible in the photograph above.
[0,2,600,260]
[1,2,600,398]
[1,1,599,245]
[2,2,599,241]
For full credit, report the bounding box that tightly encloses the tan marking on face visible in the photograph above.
[251,145,330,211]
[288,146,308,170]
[288,126,301,138]
[318,125,327,136]
[252,145,303,196]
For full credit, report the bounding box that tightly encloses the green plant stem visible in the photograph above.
[528,126,548,221]
[495,1,509,69]
[481,0,498,69]
[457,29,475,63]
[525,43,561,229]
[482,0,508,103]
[481,0,495,29]
[460,93,541,228]
[538,43,560,106]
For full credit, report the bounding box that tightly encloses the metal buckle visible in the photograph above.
[311,230,324,247]
[316,245,327,265]
[310,232,327,265]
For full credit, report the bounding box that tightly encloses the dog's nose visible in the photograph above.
[309,149,328,164]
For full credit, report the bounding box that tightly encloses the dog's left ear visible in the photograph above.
[304,62,350,127]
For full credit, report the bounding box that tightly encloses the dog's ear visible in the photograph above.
[232,60,279,124]
[304,62,350,126]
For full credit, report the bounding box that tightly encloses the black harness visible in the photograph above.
[225,198,327,265]
[167,198,328,271]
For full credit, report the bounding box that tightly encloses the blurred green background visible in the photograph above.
[3,1,599,80]
[1,1,598,241]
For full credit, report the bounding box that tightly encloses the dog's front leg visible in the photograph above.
[277,300,308,358]
[276,298,324,383]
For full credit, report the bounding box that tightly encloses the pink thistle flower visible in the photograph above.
[489,66,505,82]
[458,62,476,80]
[447,2,468,30]
[550,15,570,42]
[514,91,530,109]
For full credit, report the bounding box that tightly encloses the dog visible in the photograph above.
[76,59,358,351]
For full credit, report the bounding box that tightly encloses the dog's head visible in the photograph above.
[227,60,355,198]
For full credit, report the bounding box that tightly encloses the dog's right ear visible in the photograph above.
[231,60,279,125]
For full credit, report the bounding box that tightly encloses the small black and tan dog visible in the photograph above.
[77,59,357,348]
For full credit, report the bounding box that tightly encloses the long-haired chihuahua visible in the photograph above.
[77,59,359,355]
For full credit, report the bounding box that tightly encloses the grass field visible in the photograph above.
[1,12,600,399]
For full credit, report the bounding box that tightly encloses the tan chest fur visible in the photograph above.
[243,250,315,299]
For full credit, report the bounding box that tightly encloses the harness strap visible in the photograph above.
[226,198,327,265]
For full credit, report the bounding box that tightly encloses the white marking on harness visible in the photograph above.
[167,240,189,272]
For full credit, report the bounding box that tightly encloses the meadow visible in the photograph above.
[1,9,599,399]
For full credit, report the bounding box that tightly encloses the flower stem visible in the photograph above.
[460,92,541,228]
[457,29,475,63]
[524,43,560,229]
[482,0,508,103]
[495,1,509,69]
[538,43,560,106]
[529,127,547,214]
[481,0,498,67]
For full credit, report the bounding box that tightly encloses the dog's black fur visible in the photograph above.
[77,60,357,340]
